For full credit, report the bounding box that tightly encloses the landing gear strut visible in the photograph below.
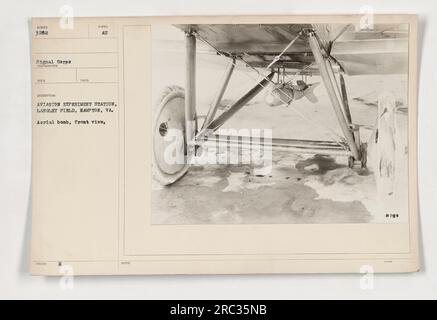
[307,30,367,169]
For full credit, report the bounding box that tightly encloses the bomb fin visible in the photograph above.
[304,83,319,103]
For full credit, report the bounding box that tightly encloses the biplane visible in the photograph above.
[152,23,408,188]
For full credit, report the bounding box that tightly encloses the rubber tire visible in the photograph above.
[152,86,189,185]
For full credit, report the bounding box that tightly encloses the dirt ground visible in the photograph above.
[152,151,375,224]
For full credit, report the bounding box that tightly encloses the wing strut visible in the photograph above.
[307,30,361,161]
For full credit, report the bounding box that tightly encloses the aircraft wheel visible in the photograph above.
[152,86,189,185]
[373,125,396,196]
[369,92,397,196]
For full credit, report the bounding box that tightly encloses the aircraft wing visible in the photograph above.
[173,23,408,76]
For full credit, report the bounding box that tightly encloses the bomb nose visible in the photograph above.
[265,92,276,106]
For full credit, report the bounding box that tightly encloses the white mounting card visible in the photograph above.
[31,15,419,275]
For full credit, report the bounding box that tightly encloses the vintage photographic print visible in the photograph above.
[151,22,409,225]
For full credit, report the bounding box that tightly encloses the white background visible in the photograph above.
[0,0,435,300]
